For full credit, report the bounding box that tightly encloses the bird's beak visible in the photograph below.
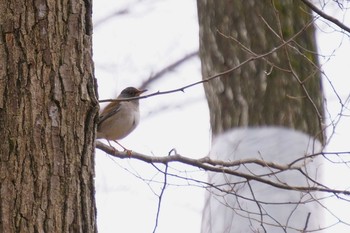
[137,89,147,96]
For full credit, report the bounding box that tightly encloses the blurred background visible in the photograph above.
[92,1,350,232]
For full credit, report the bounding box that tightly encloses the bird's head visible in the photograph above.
[119,87,147,98]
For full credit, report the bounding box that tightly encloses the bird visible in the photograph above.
[97,87,147,149]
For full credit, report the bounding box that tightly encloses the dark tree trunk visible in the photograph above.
[0,0,98,232]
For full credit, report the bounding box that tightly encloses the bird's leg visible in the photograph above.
[113,140,127,150]
[106,140,119,154]
[113,140,132,155]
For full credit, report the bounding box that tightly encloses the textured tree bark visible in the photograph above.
[0,0,98,232]
[197,0,325,143]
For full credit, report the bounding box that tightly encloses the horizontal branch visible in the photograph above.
[95,141,350,196]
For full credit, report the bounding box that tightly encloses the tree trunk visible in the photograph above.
[198,0,325,232]
[0,0,98,232]
[197,0,324,143]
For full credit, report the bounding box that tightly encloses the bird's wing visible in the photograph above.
[98,102,121,126]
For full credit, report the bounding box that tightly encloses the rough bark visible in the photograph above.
[0,0,98,232]
[197,0,325,143]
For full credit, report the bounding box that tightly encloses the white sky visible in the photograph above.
[92,1,350,232]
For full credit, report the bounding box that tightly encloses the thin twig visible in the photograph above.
[152,149,173,233]
[302,212,311,232]
[247,181,268,233]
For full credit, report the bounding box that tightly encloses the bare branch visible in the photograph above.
[99,25,310,104]
[301,0,350,34]
[94,0,146,28]
[140,51,199,90]
[95,141,350,196]
[94,8,129,28]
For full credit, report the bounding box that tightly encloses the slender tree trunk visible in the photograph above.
[0,0,98,232]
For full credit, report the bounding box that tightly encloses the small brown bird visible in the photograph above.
[97,87,147,147]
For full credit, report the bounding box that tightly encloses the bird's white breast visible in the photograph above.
[97,101,140,140]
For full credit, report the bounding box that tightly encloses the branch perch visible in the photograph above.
[95,141,350,196]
